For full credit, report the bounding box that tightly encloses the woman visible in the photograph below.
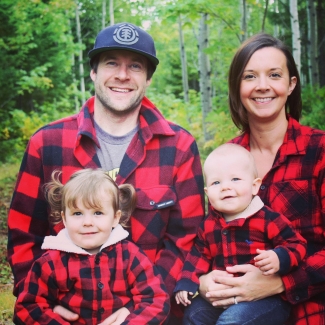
[198,33,325,325]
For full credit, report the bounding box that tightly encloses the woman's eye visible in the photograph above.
[242,74,255,80]
[270,73,281,78]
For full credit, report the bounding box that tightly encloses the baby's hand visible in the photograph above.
[254,249,279,275]
[175,290,193,306]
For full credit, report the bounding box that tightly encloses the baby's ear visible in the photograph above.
[204,187,208,195]
[252,178,262,195]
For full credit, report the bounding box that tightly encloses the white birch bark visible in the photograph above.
[198,13,212,141]
[102,0,106,29]
[109,0,114,25]
[289,0,301,79]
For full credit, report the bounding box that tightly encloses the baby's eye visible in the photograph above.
[232,178,240,181]
[212,181,220,185]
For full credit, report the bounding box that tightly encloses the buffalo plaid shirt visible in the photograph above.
[14,225,170,325]
[174,195,307,295]
[7,96,205,299]
[231,116,325,325]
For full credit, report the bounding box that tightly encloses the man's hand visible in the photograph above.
[53,305,79,321]
[98,307,130,325]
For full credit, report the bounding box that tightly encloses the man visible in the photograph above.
[7,22,205,324]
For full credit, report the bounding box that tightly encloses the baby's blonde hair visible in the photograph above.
[44,168,136,227]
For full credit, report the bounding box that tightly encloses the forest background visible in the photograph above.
[0,0,325,323]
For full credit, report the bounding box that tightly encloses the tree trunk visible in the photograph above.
[178,16,189,104]
[289,0,301,81]
[198,13,212,142]
[109,0,114,25]
[261,0,269,32]
[102,0,106,29]
[317,0,325,87]
[307,0,318,85]
[240,0,247,42]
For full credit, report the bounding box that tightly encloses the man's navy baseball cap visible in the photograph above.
[88,22,159,71]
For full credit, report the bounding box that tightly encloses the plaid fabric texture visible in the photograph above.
[14,240,170,324]
[175,205,307,294]
[231,116,325,325]
[7,96,205,299]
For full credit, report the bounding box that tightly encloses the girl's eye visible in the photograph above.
[94,211,103,216]
[73,211,82,216]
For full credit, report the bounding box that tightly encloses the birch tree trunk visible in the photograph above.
[102,0,106,29]
[178,16,189,104]
[75,3,86,104]
[307,0,318,85]
[198,13,212,142]
[109,0,114,25]
[240,0,247,42]
[261,0,269,32]
[289,0,301,80]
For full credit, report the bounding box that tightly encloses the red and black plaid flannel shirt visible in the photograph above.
[7,96,205,299]
[175,197,307,294]
[14,239,170,324]
[231,116,325,325]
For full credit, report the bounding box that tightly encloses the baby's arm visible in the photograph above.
[254,249,279,275]
[175,290,193,306]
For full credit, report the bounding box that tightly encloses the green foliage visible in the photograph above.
[301,86,325,130]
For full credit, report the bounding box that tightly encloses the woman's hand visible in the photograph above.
[98,307,130,325]
[199,265,285,308]
[53,305,79,321]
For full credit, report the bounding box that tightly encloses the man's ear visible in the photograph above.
[90,69,96,82]
[252,178,262,195]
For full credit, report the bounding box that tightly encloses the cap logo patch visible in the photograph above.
[113,24,139,45]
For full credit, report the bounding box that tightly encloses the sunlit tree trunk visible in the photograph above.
[75,3,85,104]
[198,13,212,142]
[307,0,318,85]
[178,15,189,104]
[289,0,301,80]
[109,0,114,25]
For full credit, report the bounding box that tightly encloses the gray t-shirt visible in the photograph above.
[95,121,139,180]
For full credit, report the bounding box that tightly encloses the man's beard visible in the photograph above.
[95,83,145,117]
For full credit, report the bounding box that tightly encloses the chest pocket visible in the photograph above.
[131,186,177,247]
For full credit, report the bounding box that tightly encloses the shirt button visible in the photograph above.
[222,230,228,235]
[98,282,104,289]
[95,256,100,264]
[295,295,300,301]
[98,307,104,314]
[260,185,266,190]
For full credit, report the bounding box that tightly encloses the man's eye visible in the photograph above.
[130,63,143,71]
